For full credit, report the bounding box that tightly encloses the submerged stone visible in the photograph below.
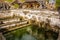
[21,34,37,40]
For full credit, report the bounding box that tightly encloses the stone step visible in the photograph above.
[0,23,30,33]
[0,20,27,27]
[2,18,20,24]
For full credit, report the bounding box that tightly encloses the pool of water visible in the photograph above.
[3,25,58,40]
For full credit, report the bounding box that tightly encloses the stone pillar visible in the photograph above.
[38,1,42,9]
[0,33,6,40]
[36,0,43,9]
[57,30,60,40]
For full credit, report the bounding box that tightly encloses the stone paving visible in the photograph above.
[0,9,60,30]
[10,9,60,27]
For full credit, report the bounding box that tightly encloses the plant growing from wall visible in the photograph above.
[56,0,60,9]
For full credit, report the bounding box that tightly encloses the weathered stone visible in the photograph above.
[0,33,6,40]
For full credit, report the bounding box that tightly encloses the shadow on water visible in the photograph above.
[3,25,58,40]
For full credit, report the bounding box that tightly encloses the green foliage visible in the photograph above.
[19,0,25,3]
[5,0,14,3]
[13,4,19,8]
[56,0,60,8]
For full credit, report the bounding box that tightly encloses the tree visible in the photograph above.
[56,0,60,9]
[5,0,15,3]
[19,0,25,3]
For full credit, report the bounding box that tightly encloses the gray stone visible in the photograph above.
[21,34,37,40]
[0,33,6,40]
